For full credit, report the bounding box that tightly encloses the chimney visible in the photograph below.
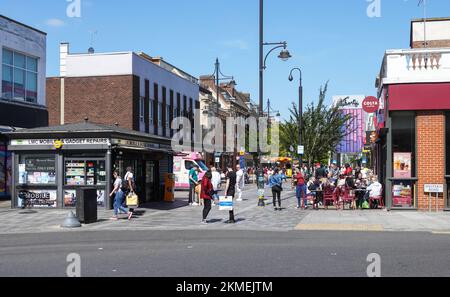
[60,43,69,77]
[199,75,216,90]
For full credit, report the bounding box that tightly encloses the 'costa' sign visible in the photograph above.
[362,96,379,113]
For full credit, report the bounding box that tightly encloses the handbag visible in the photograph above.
[126,192,139,207]
[272,184,283,192]
[195,184,201,194]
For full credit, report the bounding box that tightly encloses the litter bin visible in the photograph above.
[76,188,98,224]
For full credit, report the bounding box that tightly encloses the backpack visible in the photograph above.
[122,173,135,192]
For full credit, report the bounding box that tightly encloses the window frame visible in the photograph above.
[2,48,38,103]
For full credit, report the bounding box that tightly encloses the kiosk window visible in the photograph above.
[65,160,106,186]
[18,156,56,185]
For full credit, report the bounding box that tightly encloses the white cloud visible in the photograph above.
[45,18,66,27]
[220,40,249,50]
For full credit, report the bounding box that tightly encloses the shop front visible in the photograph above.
[0,133,12,200]
[6,122,174,210]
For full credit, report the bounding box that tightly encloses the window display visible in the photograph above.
[18,156,56,185]
[392,181,415,207]
[65,160,106,186]
[65,161,86,185]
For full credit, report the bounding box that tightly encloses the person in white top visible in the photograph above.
[366,177,382,198]
[210,166,221,202]
[235,165,245,201]
[123,167,136,213]
[109,171,132,220]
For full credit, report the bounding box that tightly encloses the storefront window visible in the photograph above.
[0,143,7,197]
[16,155,57,208]
[392,180,415,208]
[18,156,56,185]
[65,160,106,186]
[446,112,450,208]
[391,112,416,208]
[64,159,106,208]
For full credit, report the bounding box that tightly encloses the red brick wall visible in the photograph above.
[46,77,61,126]
[46,75,136,130]
[417,111,446,211]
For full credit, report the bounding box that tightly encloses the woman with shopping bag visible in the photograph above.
[123,166,137,215]
[109,171,132,220]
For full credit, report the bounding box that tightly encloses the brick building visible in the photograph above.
[374,17,450,211]
[44,43,199,205]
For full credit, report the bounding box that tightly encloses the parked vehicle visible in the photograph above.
[173,152,208,190]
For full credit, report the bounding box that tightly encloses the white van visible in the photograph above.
[173,152,208,190]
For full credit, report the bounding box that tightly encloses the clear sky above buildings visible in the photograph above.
[1,0,449,119]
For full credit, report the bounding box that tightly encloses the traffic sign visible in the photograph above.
[297,145,304,155]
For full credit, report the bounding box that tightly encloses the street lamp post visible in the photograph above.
[289,68,303,169]
[205,58,236,169]
[257,0,292,207]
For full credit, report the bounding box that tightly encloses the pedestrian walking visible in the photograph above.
[110,171,132,220]
[236,164,245,202]
[188,165,200,206]
[224,165,237,224]
[123,166,137,214]
[200,171,214,224]
[269,168,283,211]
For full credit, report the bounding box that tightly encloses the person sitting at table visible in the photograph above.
[306,177,318,209]
[365,176,383,209]
[354,173,367,209]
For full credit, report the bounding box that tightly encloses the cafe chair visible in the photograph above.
[342,188,356,210]
[323,188,338,210]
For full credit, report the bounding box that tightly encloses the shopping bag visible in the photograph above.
[219,196,233,211]
[195,184,201,194]
[126,192,139,207]
[362,200,370,209]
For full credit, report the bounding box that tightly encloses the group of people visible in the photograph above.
[292,162,383,210]
[189,164,246,224]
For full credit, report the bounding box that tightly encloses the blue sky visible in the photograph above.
[1,0,449,119]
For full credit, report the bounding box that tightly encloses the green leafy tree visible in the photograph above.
[280,82,356,168]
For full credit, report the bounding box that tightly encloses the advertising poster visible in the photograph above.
[394,153,412,178]
[64,189,105,207]
[64,190,77,207]
[0,145,6,197]
[18,190,57,208]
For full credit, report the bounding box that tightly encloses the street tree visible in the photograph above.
[280,82,356,168]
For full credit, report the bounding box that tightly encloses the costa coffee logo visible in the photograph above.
[362,96,379,113]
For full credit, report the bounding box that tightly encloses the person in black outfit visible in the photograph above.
[224,166,236,224]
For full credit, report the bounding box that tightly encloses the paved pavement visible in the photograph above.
[1,230,450,277]
[0,184,450,234]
